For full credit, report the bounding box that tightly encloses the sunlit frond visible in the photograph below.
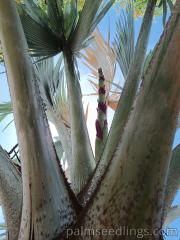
[82,29,119,110]
[35,55,70,127]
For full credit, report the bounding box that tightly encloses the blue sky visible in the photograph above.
[0,3,179,239]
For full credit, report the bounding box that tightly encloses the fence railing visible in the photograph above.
[8,144,20,163]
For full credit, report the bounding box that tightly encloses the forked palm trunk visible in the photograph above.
[0,1,78,239]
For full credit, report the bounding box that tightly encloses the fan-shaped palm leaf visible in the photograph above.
[18,1,62,58]
[19,0,115,57]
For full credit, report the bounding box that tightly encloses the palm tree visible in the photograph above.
[0,0,179,239]
[18,0,115,194]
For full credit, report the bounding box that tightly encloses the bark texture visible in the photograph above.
[163,144,180,217]
[0,1,78,239]
[76,2,180,239]
[0,146,22,240]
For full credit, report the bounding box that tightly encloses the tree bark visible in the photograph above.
[0,146,22,240]
[163,144,180,219]
[0,1,78,239]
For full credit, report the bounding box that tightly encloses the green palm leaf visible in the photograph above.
[63,0,78,39]
[21,13,61,57]
[19,0,64,57]
[46,0,64,35]
[69,0,115,52]
[0,102,13,122]
[158,0,174,26]
[20,0,115,56]
[114,0,135,79]
[0,57,69,129]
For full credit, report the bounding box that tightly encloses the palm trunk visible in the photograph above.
[0,146,22,240]
[81,0,157,205]
[0,1,78,239]
[78,3,180,238]
[163,144,180,219]
[63,48,95,194]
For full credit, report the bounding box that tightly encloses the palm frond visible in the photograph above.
[0,56,70,131]
[46,0,64,35]
[91,0,115,32]
[114,0,135,79]
[158,0,174,26]
[20,0,115,56]
[82,29,119,110]
[19,0,63,57]
[69,0,115,52]
[35,55,70,127]
[63,0,79,39]
[0,102,13,122]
